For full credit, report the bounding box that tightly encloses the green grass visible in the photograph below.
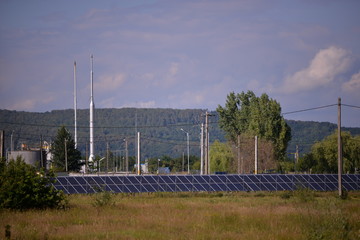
[1,191,359,240]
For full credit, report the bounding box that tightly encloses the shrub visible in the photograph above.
[0,156,67,210]
[92,190,115,208]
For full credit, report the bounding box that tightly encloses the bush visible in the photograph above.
[92,190,115,208]
[0,156,67,210]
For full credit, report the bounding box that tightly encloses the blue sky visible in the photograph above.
[1,0,360,127]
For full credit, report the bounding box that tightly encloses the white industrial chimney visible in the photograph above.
[89,55,95,163]
[74,61,77,149]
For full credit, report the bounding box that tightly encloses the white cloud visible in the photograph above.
[151,62,180,88]
[9,99,36,111]
[246,79,274,93]
[141,73,155,81]
[99,97,116,108]
[167,76,238,109]
[342,71,360,92]
[95,73,126,92]
[280,46,353,93]
[121,101,156,108]
[7,95,55,111]
[162,62,179,87]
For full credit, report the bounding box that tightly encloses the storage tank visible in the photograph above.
[7,150,45,168]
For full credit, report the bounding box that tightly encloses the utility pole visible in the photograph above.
[106,142,109,173]
[137,132,141,175]
[295,145,299,173]
[237,135,241,174]
[254,136,258,174]
[124,138,128,174]
[200,123,204,175]
[204,112,214,174]
[182,152,185,172]
[187,132,190,174]
[11,130,14,152]
[204,112,208,174]
[65,139,68,172]
[338,97,343,197]
[135,110,138,165]
[40,135,43,168]
[181,128,190,174]
[113,151,116,172]
[0,130,4,159]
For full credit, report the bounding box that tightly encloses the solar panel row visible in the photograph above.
[52,174,360,194]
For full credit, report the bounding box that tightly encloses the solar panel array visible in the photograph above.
[52,174,360,194]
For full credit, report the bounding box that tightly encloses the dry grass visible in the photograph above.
[1,191,360,240]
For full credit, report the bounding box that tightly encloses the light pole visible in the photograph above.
[98,157,105,172]
[181,128,190,174]
[157,158,161,175]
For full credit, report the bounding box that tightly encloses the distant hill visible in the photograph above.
[286,120,360,157]
[1,108,359,159]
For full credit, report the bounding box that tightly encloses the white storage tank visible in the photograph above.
[7,150,45,168]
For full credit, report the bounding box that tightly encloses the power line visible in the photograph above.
[282,104,337,115]
[343,103,360,109]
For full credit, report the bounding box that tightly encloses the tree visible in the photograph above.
[296,153,316,173]
[303,131,360,173]
[217,91,291,161]
[0,156,67,210]
[52,126,81,172]
[210,140,235,173]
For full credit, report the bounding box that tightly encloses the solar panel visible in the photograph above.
[278,182,293,191]
[177,175,190,184]
[193,183,206,191]
[201,175,211,183]
[158,175,172,184]
[165,184,176,192]
[262,183,276,191]
[53,174,360,194]
[126,184,139,193]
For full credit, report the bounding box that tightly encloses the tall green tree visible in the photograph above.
[217,91,291,161]
[52,126,81,172]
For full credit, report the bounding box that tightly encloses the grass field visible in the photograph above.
[1,190,360,240]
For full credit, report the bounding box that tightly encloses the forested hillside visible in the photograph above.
[286,120,360,157]
[0,108,223,159]
[1,108,359,159]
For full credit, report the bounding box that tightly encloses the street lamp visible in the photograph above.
[181,128,190,174]
[98,157,105,172]
[157,158,161,175]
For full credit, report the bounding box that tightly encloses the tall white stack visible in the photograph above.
[89,55,95,164]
